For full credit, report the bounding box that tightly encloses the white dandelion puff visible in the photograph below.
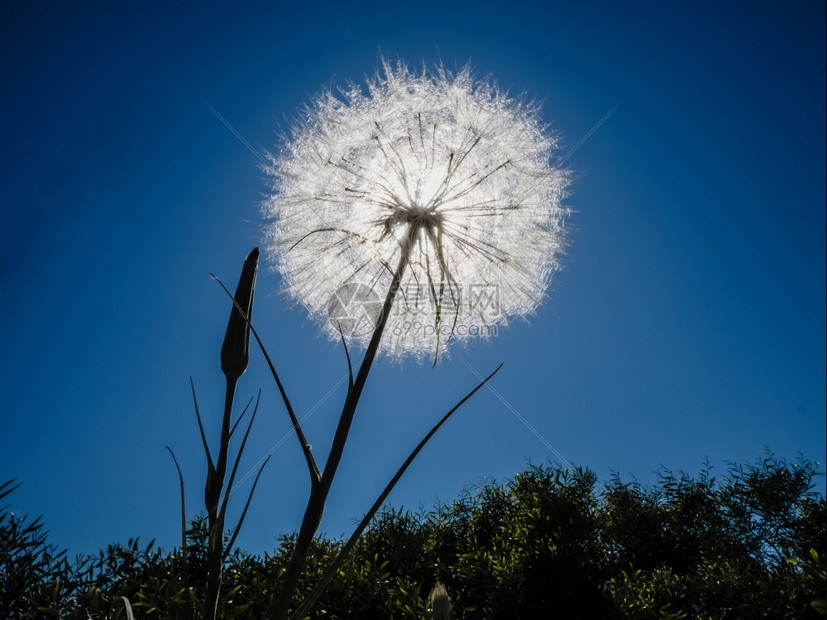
[263,59,570,360]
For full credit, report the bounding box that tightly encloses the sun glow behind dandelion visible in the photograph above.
[264,59,570,360]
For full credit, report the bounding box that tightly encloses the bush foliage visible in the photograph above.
[2,454,824,618]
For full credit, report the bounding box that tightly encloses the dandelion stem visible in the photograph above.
[268,241,412,620]
[204,375,236,620]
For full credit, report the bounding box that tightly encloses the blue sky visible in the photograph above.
[1,1,824,559]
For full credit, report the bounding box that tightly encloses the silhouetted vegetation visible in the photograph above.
[2,454,824,618]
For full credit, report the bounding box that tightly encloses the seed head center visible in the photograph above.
[385,203,444,243]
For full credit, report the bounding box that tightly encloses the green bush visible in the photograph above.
[2,453,824,618]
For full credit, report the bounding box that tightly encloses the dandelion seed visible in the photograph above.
[263,59,569,360]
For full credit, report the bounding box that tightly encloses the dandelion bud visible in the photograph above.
[220,247,259,381]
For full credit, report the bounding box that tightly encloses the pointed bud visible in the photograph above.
[221,248,259,382]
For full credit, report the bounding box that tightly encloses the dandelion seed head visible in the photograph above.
[263,59,570,361]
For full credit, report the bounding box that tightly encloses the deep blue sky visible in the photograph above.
[1,1,824,559]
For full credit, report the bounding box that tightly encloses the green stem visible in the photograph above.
[205,375,237,620]
[267,247,411,620]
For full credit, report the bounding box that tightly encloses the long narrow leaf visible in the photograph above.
[0,479,21,503]
[230,394,255,439]
[224,454,272,559]
[190,377,215,473]
[220,391,262,525]
[165,446,188,589]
